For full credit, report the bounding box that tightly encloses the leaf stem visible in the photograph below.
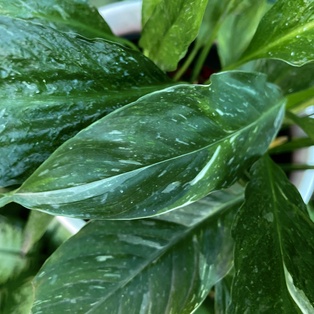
[173,44,199,81]
[190,25,220,82]
[0,193,14,208]
[190,0,239,81]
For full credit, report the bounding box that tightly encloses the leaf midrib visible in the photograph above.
[15,99,284,203]
[84,196,241,313]
[265,157,298,307]
[241,19,314,64]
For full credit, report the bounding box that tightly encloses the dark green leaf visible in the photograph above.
[0,0,113,39]
[215,271,234,314]
[286,111,314,140]
[11,72,284,219]
[32,189,241,314]
[229,155,314,313]
[278,164,314,172]
[236,0,314,67]
[0,16,172,187]
[253,60,314,95]
[308,200,314,222]
[139,0,209,71]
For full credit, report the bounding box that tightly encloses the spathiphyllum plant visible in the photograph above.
[1,0,314,312]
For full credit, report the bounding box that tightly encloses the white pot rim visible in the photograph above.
[98,0,142,36]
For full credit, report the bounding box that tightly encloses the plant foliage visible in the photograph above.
[0,0,314,313]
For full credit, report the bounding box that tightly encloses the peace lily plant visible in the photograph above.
[0,0,314,313]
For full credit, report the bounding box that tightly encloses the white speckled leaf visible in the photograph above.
[0,0,113,39]
[139,0,209,71]
[237,0,314,66]
[11,71,285,219]
[0,16,171,187]
[32,188,242,314]
[229,155,314,313]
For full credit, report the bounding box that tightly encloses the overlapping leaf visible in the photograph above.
[286,111,314,140]
[0,279,34,314]
[0,216,27,283]
[32,188,242,314]
[0,0,114,39]
[139,0,208,71]
[253,60,314,95]
[142,0,162,26]
[5,72,285,219]
[229,155,314,313]
[236,0,314,67]
[217,0,270,67]
[0,16,171,187]
[249,60,314,110]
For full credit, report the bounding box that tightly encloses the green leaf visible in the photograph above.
[286,111,314,141]
[22,211,54,255]
[269,137,314,155]
[308,200,314,222]
[218,0,270,68]
[196,0,232,47]
[253,60,314,95]
[235,0,314,67]
[0,0,114,39]
[0,16,172,187]
[251,60,314,111]
[0,216,27,283]
[32,189,241,313]
[229,155,314,313]
[215,272,233,314]
[286,87,314,111]
[0,278,34,314]
[142,0,162,27]
[139,0,209,71]
[12,72,285,219]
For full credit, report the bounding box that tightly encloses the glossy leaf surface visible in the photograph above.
[0,16,171,187]
[229,155,314,313]
[253,60,314,96]
[237,0,314,66]
[0,0,114,39]
[32,188,241,313]
[139,0,208,71]
[10,72,285,219]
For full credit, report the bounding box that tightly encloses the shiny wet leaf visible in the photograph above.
[32,188,241,314]
[0,0,114,39]
[10,72,285,219]
[0,16,171,187]
[237,0,314,67]
[229,155,314,313]
[140,0,208,71]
